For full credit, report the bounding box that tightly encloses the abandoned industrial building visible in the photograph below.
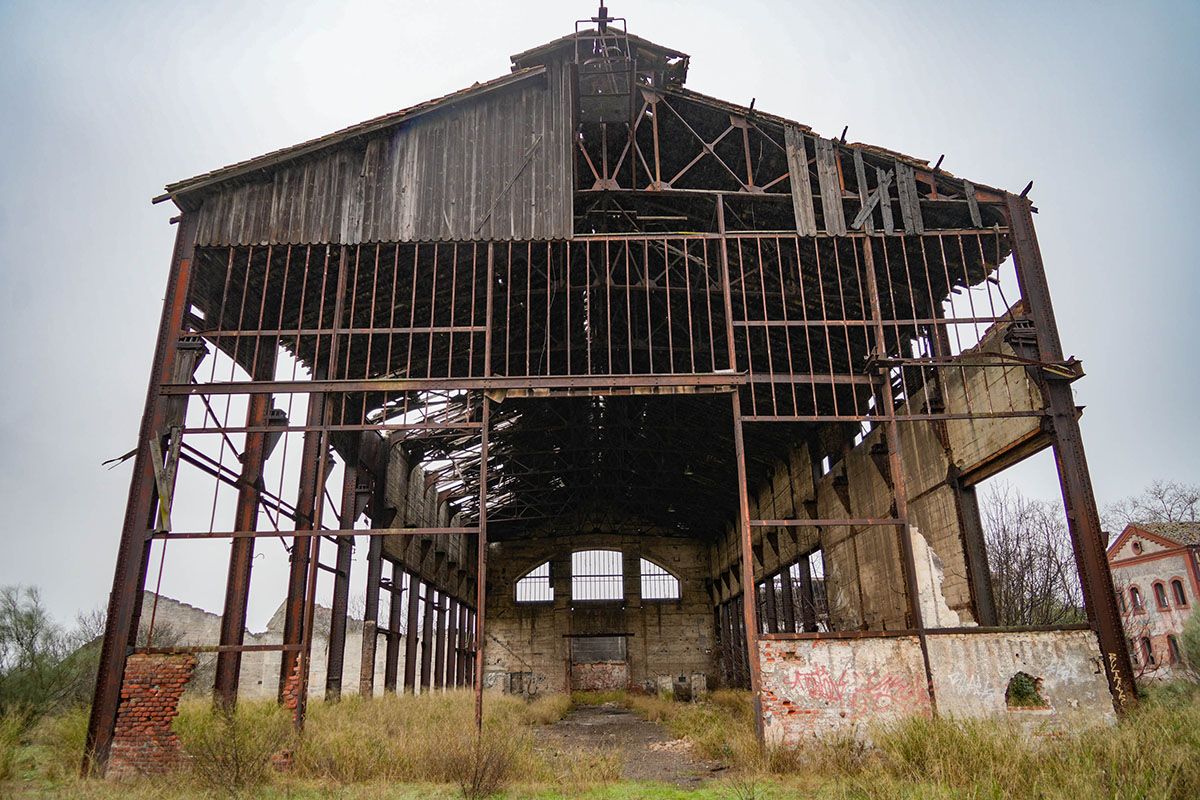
[84,8,1136,777]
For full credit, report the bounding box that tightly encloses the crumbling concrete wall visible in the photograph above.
[924,630,1115,732]
[712,316,1047,630]
[485,532,715,694]
[760,629,1114,743]
[760,637,931,744]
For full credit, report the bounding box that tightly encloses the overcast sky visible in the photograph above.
[1,1,1197,627]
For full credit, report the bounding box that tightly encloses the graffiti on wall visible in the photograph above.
[785,664,926,714]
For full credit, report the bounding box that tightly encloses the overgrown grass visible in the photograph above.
[5,684,1200,799]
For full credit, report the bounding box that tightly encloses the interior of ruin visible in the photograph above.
[85,8,1135,774]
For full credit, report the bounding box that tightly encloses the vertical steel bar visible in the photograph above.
[420,582,435,692]
[1004,194,1136,710]
[433,593,448,690]
[325,452,358,701]
[446,596,460,688]
[403,570,421,693]
[729,392,764,738]
[359,533,383,697]
[474,396,490,732]
[84,215,198,775]
[384,568,403,693]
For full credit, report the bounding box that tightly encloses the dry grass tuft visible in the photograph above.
[173,700,294,796]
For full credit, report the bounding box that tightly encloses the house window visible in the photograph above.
[1172,579,1188,607]
[1129,586,1144,612]
[1154,582,1169,610]
[1168,635,1183,665]
[572,550,624,601]
[640,558,681,600]
[1141,637,1155,666]
[1132,540,1144,555]
[515,561,553,603]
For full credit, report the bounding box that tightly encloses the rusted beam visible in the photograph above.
[84,214,199,776]
[383,568,403,693]
[474,397,491,731]
[419,582,435,692]
[403,570,421,693]
[1005,194,1136,711]
[434,596,448,691]
[325,454,359,701]
[359,533,383,697]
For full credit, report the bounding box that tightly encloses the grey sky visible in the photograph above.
[1,1,1197,627]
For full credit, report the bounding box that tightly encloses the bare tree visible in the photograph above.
[980,483,1084,627]
[1104,480,1200,532]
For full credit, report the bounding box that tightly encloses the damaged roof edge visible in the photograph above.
[157,66,548,206]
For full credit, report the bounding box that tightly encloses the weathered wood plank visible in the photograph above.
[964,179,982,227]
[876,167,895,234]
[894,162,924,235]
[814,137,846,236]
[784,126,817,236]
[852,150,874,234]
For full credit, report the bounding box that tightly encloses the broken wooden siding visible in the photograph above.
[193,66,573,246]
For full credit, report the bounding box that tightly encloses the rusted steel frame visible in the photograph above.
[762,574,778,633]
[456,603,469,687]
[474,396,491,732]
[383,567,404,692]
[728,393,764,737]
[84,215,198,777]
[403,571,421,693]
[657,98,745,188]
[294,425,334,727]
[743,411,1046,423]
[178,442,298,519]
[359,533,383,697]
[137,643,305,655]
[795,556,818,633]
[861,237,937,713]
[750,518,904,527]
[420,583,436,691]
[186,422,483,435]
[433,595,448,691]
[213,382,275,709]
[151,526,479,541]
[195,324,487,338]
[1004,194,1136,710]
[445,597,459,688]
[163,373,750,396]
[325,454,359,701]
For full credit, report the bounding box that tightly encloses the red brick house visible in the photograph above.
[1106,522,1200,676]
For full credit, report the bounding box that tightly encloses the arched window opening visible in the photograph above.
[1172,579,1188,607]
[1141,637,1155,666]
[640,558,681,600]
[516,561,553,603]
[1154,582,1169,610]
[1130,586,1143,611]
[1168,635,1183,665]
[572,550,623,601]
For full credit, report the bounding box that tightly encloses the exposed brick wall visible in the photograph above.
[107,653,196,780]
[280,658,303,718]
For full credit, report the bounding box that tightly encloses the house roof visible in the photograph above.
[1135,522,1200,547]
[1107,521,1200,559]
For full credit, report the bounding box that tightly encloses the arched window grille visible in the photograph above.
[572,550,623,601]
[1154,582,1169,610]
[515,561,553,603]
[640,558,681,600]
[1130,586,1143,611]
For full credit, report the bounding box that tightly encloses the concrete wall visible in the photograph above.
[760,630,1114,743]
[711,315,1048,631]
[483,533,716,695]
[142,593,398,699]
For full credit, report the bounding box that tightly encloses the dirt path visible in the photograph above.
[532,702,725,786]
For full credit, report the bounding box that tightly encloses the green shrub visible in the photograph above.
[173,700,293,795]
[0,709,24,781]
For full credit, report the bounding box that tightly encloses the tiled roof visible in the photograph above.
[1136,522,1200,546]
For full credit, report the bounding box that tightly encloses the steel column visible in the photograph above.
[778,567,796,633]
[433,594,448,690]
[403,570,421,693]
[419,583,435,692]
[359,532,384,696]
[456,603,469,687]
[796,557,818,632]
[1005,194,1136,710]
[84,214,198,776]
[213,387,274,709]
[729,392,764,736]
[474,397,491,731]
[325,454,359,701]
[383,568,403,692]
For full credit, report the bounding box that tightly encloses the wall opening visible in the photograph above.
[640,558,680,600]
[515,561,553,603]
[1005,671,1047,709]
[572,550,623,601]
